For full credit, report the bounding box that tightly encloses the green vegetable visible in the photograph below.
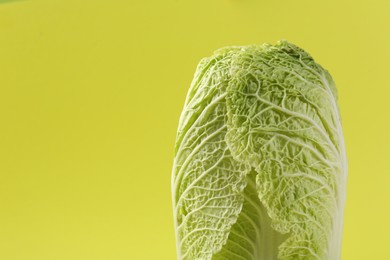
[171,41,347,260]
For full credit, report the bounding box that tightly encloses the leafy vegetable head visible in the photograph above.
[172,41,347,260]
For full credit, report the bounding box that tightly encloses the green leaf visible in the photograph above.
[0,0,24,4]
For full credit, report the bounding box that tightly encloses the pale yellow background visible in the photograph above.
[0,0,389,259]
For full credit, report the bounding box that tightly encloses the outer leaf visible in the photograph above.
[225,41,347,260]
[172,48,250,260]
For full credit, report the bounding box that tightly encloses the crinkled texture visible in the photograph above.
[172,41,347,260]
